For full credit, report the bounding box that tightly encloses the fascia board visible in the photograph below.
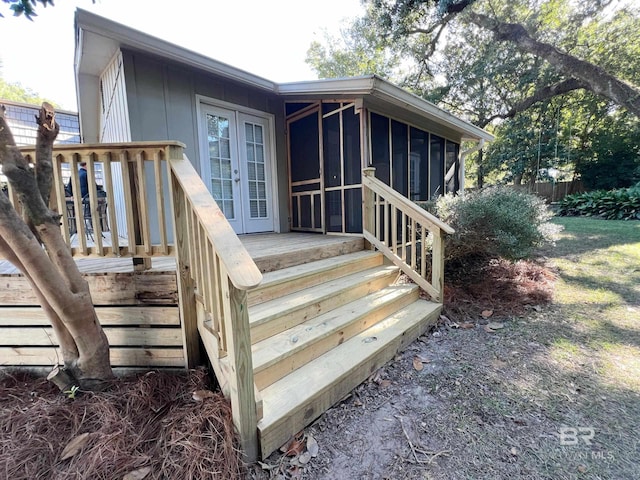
[74,9,277,93]
[277,76,377,96]
[278,76,493,142]
[371,78,494,142]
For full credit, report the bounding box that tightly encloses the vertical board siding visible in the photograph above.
[122,50,288,232]
[100,50,132,237]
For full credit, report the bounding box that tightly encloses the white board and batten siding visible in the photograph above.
[100,50,132,239]
[100,50,176,246]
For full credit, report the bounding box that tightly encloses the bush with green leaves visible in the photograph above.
[436,187,554,267]
[557,183,640,220]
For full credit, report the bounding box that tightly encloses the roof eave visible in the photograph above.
[278,76,493,142]
[74,8,277,93]
[371,78,494,142]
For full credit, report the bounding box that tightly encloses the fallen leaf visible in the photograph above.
[413,356,424,371]
[307,435,319,457]
[298,451,312,464]
[289,466,302,480]
[283,437,305,457]
[460,322,475,329]
[439,314,451,323]
[192,389,215,401]
[60,432,92,461]
[487,322,505,330]
[577,464,588,473]
[378,379,391,388]
[481,309,494,318]
[123,467,152,480]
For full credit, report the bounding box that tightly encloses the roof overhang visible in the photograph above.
[278,77,494,143]
[75,9,276,91]
[74,10,492,144]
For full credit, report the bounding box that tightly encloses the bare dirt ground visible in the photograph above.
[251,218,640,480]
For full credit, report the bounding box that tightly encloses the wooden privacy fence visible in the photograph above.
[362,168,454,303]
[168,154,263,461]
[511,180,585,203]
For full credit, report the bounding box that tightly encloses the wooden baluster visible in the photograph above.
[154,149,169,255]
[102,152,120,255]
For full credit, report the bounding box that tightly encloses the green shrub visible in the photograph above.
[557,183,640,220]
[436,187,554,266]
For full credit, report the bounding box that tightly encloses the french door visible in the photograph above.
[200,105,274,234]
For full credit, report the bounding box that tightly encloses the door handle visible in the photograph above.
[234,177,240,183]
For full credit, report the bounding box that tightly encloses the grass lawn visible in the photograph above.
[510,216,640,478]
[289,216,640,480]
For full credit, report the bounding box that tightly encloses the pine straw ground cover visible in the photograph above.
[0,368,245,479]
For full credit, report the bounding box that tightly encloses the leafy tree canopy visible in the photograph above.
[1,0,54,20]
[0,75,57,106]
[306,0,640,188]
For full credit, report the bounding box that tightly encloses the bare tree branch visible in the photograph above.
[480,78,589,126]
[467,12,640,117]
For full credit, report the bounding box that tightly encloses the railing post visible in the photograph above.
[363,167,376,250]
[168,146,201,368]
[431,228,445,303]
[222,274,259,462]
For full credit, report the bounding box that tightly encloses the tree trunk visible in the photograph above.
[0,104,113,390]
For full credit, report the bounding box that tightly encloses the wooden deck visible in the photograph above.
[0,233,363,275]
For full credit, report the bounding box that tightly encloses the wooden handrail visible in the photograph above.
[167,150,260,461]
[362,167,453,302]
[362,171,454,235]
[169,156,262,290]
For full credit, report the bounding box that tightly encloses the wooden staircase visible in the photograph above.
[246,246,442,458]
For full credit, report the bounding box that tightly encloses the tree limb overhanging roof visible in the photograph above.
[74,9,493,143]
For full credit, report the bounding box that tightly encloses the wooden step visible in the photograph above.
[248,250,383,307]
[252,284,419,390]
[248,265,400,344]
[252,236,364,273]
[257,299,442,458]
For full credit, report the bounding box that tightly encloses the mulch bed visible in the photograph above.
[442,258,556,320]
[0,368,245,480]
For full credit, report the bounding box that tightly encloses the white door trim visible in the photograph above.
[196,96,279,233]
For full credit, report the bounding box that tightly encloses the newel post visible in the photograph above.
[167,146,201,368]
[431,228,445,303]
[363,167,376,249]
[222,271,259,462]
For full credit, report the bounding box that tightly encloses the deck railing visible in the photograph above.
[362,167,454,303]
[168,151,262,461]
[7,141,262,460]
[12,142,180,258]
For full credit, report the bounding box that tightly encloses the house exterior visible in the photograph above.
[74,9,492,237]
[1,99,81,146]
